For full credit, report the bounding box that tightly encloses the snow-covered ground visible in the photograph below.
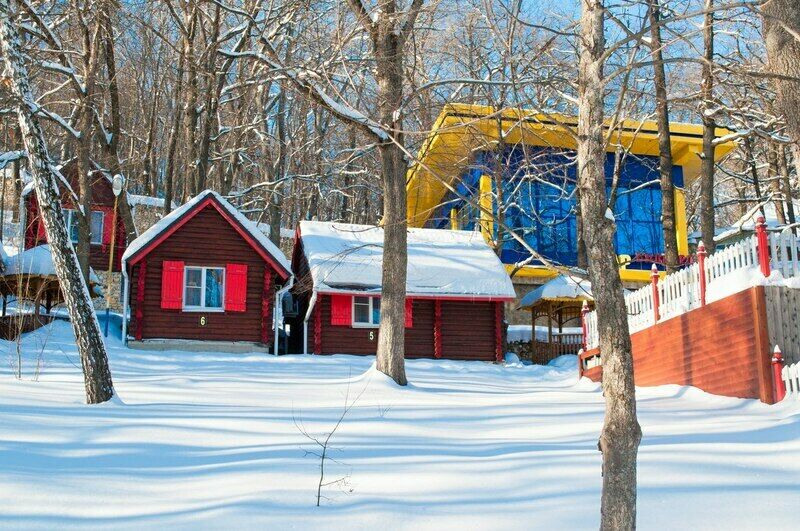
[1,321,799,530]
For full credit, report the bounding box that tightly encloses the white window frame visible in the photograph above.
[352,296,380,328]
[64,208,104,245]
[183,266,226,312]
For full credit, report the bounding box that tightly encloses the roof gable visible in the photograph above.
[122,190,291,279]
[296,221,515,300]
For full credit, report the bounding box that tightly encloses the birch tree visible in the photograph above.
[0,0,114,404]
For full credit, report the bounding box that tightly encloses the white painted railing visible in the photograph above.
[705,236,759,284]
[782,361,800,399]
[584,309,598,351]
[583,228,800,351]
[770,231,800,278]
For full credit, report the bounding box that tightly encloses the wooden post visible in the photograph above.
[135,259,146,341]
[697,241,708,307]
[772,345,787,403]
[433,299,442,359]
[651,263,660,323]
[313,297,322,355]
[261,270,273,345]
[581,300,590,350]
[494,301,504,363]
[756,215,771,277]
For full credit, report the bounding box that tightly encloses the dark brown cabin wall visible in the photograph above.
[317,295,495,361]
[318,293,385,355]
[318,296,436,356]
[439,300,497,361]
[405,300,436,358]
[129,205,278,343]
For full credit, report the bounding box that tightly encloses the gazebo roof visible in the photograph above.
[518,274,593,310]
[0,245,102,302]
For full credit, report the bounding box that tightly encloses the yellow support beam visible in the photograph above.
[479,174,493,242]
[674,188,689,256]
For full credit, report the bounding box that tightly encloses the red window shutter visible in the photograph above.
[224,263,248,312]
[102,208,115,244]
[330,295,352,325]
[405,299,413,328]
[160,260,184,309]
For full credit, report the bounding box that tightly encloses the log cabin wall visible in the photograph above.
[315,294,501,361]
[580,286,775,403]
[24,165,127,272]
[128,205,279,344]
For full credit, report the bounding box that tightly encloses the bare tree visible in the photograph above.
[0,0,114,404]
[761,0,800,174]
[576,1,641,528]
[646,0,679,270]
[699,0,718,252]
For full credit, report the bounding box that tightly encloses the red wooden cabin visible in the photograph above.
[22,161,127,271]
[289,221,517,361]
[121,190,292,351]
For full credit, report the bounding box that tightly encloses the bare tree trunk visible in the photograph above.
[195,3,221,194]
[647,0,679,271]
[163,42,188,214]
[183,4,199,200]
[75,8,103,283]
[779,145,796,226]
[767,144,787,224]
[0,0,114,404]
[373,1,409,386]
[745,137,767,217]
[98,2,137,245]
[269,85,287,245]
[699,0,717,253]
[762,1,800,145]
[577,1,641,529]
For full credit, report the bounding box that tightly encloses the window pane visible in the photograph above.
[90,211,104,244]
[185,287,201,307]
[372,298,381,325]
[184,268,202,307]
[186,268,202,287]
[205,268,224,308]
[353,297,370,323]
[67,211,80,243]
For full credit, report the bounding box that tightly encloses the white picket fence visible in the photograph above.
[584,231,800,351]
[782,361,800,398]
[770,230,800,278]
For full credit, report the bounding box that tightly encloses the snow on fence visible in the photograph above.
[782,361,800,399]
[583,217,800,351]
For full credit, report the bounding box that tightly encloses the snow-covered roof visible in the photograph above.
[298,221,516,299]
[127,194,178,209]
[2,244,100,284]
[122,190,291,276]
[518,275,593,309]
[712,200,800,243]
[256,223,296,240]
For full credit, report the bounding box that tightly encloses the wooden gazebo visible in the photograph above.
[518,275,594,364]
